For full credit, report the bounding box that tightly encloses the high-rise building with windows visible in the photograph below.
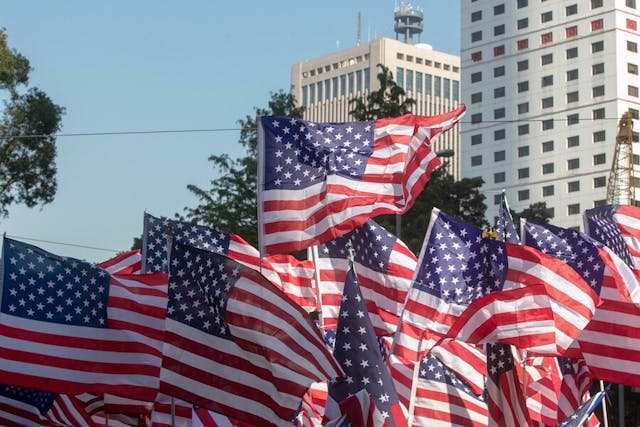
[461,0,640,229]
[290,5,463,177]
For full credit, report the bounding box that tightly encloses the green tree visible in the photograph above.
[182,90,304,247]
[0,29,64,218]
[350,64,415,120]
[511,201,553,225]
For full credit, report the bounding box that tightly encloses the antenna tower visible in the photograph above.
[357,12,361,46]
[607,111,635,205]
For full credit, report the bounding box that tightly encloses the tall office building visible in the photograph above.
[290,3,463,177]
[461,0,640,229]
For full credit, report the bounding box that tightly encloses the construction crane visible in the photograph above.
[606,111,635,205]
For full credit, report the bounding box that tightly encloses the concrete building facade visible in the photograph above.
[461,0,640,229]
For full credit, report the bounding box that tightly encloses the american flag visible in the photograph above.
[98,249,142,275]
[159,241,342,426]
[326,266,406,426]
[556,358,596,425]
[495,191,519,244]
[315,219,416,336]
[557,386,608,427]
[522,220,640,386]
[257,106,466,256]
[486,343,530,427]
[411,353,488,427]
[265,254,318,313]
[150,393,192,427]
[0,238,166,401]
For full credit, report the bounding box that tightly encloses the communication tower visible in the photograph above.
[394,2,423,44]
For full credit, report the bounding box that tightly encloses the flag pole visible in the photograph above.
[601,380,609,427]
[309,246,325,331]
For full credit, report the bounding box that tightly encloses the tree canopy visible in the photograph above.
[0,29,64,218]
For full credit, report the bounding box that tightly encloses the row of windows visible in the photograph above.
[472,153,606,171]
[301,68,371,105]
[303,54,369,78]
[490,177,607,204]
[490,198,607,218]
[395,53,459,74]
[469,0,630,23]
[396,68,460,101]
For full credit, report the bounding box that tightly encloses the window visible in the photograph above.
[494,24,505,36]
[567,113,580,125]
[517,39,529,50]
[567,91,579,103]
[628,41,638,52]
[494,172,506,183]
[518,102,529,114]
[542,163,555,174]
[542,141,554,152]
[471,134,482,145]
[518,167,530,179]
[494,86,506,98]
[471,92,482,103]
[593,85,605,97]
[517,60,529,71]
[629,85,639,97]
[591,19,604,31]
[592,41,604,52]
[495,129,506,140]
[471,10,482,22]
[566,47,578,59]
[566,26,578,38]
[627,19,637,31]
[541,75,553,87]
[494,194,501,205]
[494,4,505,14]
[517,0,528,8]
[594,176,606,188]
[494,108,505,119]
[627,0,637,8]
[518,146,530,157]
[425,74,432,95]
[593,153,606,165]
[494,65,505,77]
[518,124,530,135]
[471,51,482,62]
[541,32,553,44]
[541,11,553,23]
[566,4,578,16]
[471,155,482,166]
[594,200,607,208]
[494,45,505,56]
[471,71,482,83]
[631,108,640,119]
[518,81,529,93]
[518,18,529,29]
[593,108,605,120]
[471,113,482,124]
[494,150,506,161]
[542,97,554,108]
[415,72,422,93]
[541,53,553,65]
[592,0,603,7]
[568,203,581,215]
[568,135,580,147]
[568,158,580,169]
[568,181,580,192]
[543,185,555,196]
[629,63,639,75]
[592,63,605,75]
[518,189,530,201]
[452,81,459,100]
[593,130,606,142]
[471,31,483,42]
[567,69,579,81]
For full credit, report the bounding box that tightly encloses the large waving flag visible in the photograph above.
[0,238,167,402]
[325,266,406,426]
[486,343,530,427]
[97,249,142,275]
[257,106,466,255]
[159,241,342,427]
[315,219,416,336]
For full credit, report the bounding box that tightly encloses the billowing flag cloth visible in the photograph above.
[522,221,640,386]
[0,238,167,401]
[556,358,595,425]
[257,105,466,256]
[557,386,608,427]
[325,266,406,426]
[97,249,142,275]
[411,352,488,427]
[150,393,192,427]
[486,343,530,427]
[495,191,519,244]
[392,209,598,362]
[315,219,416,336]
[265,254,318,313]
[159,241,342,427]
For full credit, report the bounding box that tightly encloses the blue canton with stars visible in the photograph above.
[486,342,515,383]
[522,221,605,294]
[318,220,396,274]
[2,239,110,327]
[584,205,634,268]
[143,213,231,273]
[558,387,608,427]
[261,116,375,190]
[413,210,507,305]
[496,192,520,244]
[0,384,56,415]
[418,353,485,401]
[167,241,248,338]
[328,268,401,425]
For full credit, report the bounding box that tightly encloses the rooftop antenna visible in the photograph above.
[357,11,361,46]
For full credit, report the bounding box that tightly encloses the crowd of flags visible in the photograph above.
[0,106,634,426]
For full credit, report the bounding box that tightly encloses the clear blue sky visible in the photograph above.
[1,1,460,262]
